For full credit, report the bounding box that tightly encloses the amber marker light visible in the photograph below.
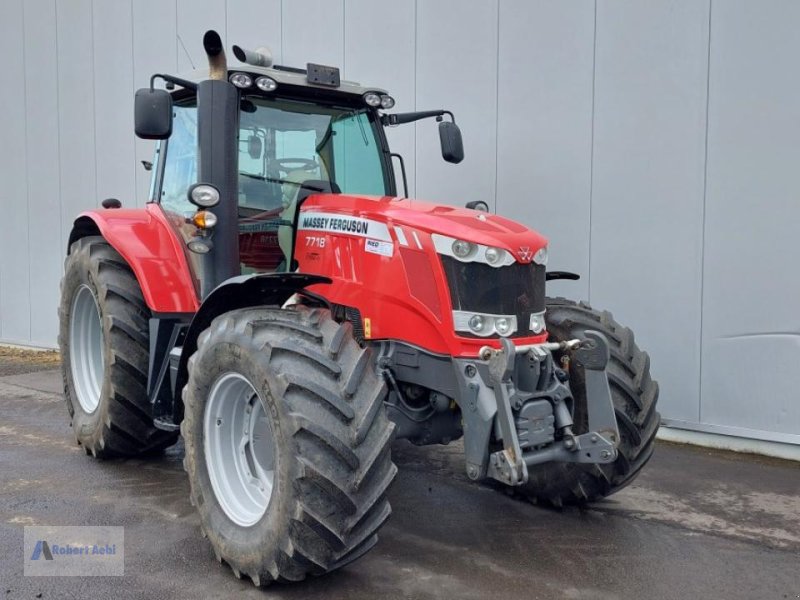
[192,210,218,229]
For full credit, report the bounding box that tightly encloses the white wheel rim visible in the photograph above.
[69,284,105,414]
[204,372,275,527]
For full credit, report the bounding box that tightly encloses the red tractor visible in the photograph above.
[59,31,659,585]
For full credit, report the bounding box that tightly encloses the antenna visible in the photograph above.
[177,34,196,69]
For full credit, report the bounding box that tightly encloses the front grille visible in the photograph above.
[440,256,546,338]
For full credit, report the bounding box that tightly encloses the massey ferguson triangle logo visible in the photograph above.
[31,540,54,560]
[518,246,533,262]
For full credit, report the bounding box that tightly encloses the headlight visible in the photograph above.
[363,92,381,107]
[229,72,253,88]
[533,246,548,266]
[468,314,485,333]
[187,237,213,254]
[452,239,475,259]
[187,183,220,208]
[484,246,506,265]
[255,76,277,92]
[432,234,515,267]
[494,317,511,335]
[380,95,395,109]
[529,312,546,334]
[453,311,517,337]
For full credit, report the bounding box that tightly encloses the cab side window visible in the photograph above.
[160,104,198,215]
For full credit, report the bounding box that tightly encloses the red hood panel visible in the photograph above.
[301,194,548,260]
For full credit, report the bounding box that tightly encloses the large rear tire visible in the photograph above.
[181,306,396,586]
[58,236,179,457]
[516,297,660,506]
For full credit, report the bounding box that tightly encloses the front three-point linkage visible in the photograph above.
[483,332,620,486]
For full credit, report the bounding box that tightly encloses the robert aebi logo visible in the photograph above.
[30,540,53,561]
[25,525,124,576]
[30,539,117,560]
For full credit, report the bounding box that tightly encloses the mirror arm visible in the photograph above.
[382,110,450,126]
[149,73,198,92]
[439,110,456,124]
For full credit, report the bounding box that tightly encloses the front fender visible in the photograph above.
[172,272,331,422]
[68,204,199,313]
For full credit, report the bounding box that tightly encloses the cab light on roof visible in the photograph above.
[363,92,381,107]
[229,72,253,88]
[255,76,277,92]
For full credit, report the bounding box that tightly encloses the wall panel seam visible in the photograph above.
[413,0,418,198]
[587,0,597,304]
[54,0,64,265]
[91,0,100,211]
[129,0,136,202]
[342,0,346,76]
[21,0,32,341]
[698,0,713,424]
[493,0,500,213]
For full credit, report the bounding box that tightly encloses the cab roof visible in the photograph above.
[176,64,388,99]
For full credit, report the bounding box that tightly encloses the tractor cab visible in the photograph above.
[137,36,463,286]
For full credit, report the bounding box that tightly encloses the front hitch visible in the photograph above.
[468,331,620,486]
[485,338,528,485]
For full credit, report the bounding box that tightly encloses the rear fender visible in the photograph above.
[67,205,199,313]
[171,272,331,422]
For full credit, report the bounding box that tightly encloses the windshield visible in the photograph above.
[238,96,390,204]
[156,95,393,276]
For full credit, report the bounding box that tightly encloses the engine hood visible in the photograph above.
[300,194,548,263]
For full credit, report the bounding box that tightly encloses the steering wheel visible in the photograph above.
[275,157,318,172]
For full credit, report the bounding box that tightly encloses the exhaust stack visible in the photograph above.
[232,45,273,68]
[197,30,239,296]
[203,30,227,80]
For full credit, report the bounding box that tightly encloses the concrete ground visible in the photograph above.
[0,356,798,600]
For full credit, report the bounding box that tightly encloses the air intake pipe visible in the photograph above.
[197,30,239,296]
[232,45,273,68]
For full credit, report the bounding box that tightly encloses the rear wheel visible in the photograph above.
[58,236,178,457]
[515,297,660,506]
[181,306,396,586]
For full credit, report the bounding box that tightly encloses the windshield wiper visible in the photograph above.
[355,112,369,146]
[240,172,331,192]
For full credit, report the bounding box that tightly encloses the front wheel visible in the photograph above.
[516,297,660,506]
[181,306,396,586]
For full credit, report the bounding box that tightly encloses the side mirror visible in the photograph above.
[134,88,173,140]
[439,121,464,164]
[465,200,489,212]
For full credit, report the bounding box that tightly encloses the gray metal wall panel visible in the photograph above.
[92,0,136,209]
[177,0,226,73]
[1,0,796,443]
[282,0,343,68]
[57,0,97,238]
[701,0,800,437]
[344,0,416,196]
[24,0,62,346]
[591,0,709,422]
[226,0,283,64]
[415,0,498,208]
[0,0,31,344]
[133,0,178,206]
[496,0,594,300]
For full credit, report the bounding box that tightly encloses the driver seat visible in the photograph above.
[278,175,340,262]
